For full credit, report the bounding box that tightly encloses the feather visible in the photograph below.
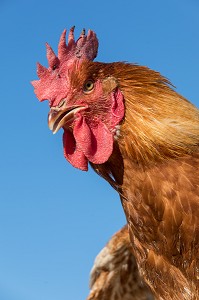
[87,226,154,300]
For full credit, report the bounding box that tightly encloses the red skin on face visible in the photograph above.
[32,28,124,170]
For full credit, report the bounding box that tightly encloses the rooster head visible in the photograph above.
[32,27,124,170]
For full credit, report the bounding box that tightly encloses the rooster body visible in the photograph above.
[89,62,199,299]
[32,28,199,299]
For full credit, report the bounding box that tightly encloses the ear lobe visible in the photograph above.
[102,77,118,94]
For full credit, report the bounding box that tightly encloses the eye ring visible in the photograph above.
[83,79,94,93]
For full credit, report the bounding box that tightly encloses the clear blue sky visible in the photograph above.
[0,1,199,299]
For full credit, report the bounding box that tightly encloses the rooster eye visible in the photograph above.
[83,80,94,93]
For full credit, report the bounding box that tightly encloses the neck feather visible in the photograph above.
[116,63,199,165]
[91,62,199,188]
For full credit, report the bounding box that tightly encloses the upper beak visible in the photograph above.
[48,105,86,134]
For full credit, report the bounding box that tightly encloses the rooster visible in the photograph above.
[32,27,199,299]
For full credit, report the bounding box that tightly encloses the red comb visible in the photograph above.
[58,27,98,61]
[32,27,99,105]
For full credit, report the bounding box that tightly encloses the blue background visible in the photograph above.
[0,1,199,299]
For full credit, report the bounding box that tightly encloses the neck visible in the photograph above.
[91,61,199,214]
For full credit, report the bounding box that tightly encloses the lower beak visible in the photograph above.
[48,105,86,134]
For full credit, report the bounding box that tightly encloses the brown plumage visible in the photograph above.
[33,28,199,299]
[90,62,199,299]
[87,225,154,300]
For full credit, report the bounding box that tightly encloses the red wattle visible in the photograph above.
[62,88,124,171]
[74,115,113,164]
[63,129,88,171]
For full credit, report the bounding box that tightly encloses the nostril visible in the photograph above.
[58,99,65,108]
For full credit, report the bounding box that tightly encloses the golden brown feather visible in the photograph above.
[88,62,199,299]
[87,225,154,300]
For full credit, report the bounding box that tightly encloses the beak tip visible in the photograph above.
[48,123,53,131]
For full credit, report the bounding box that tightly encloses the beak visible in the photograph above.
[48,105,86,134]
